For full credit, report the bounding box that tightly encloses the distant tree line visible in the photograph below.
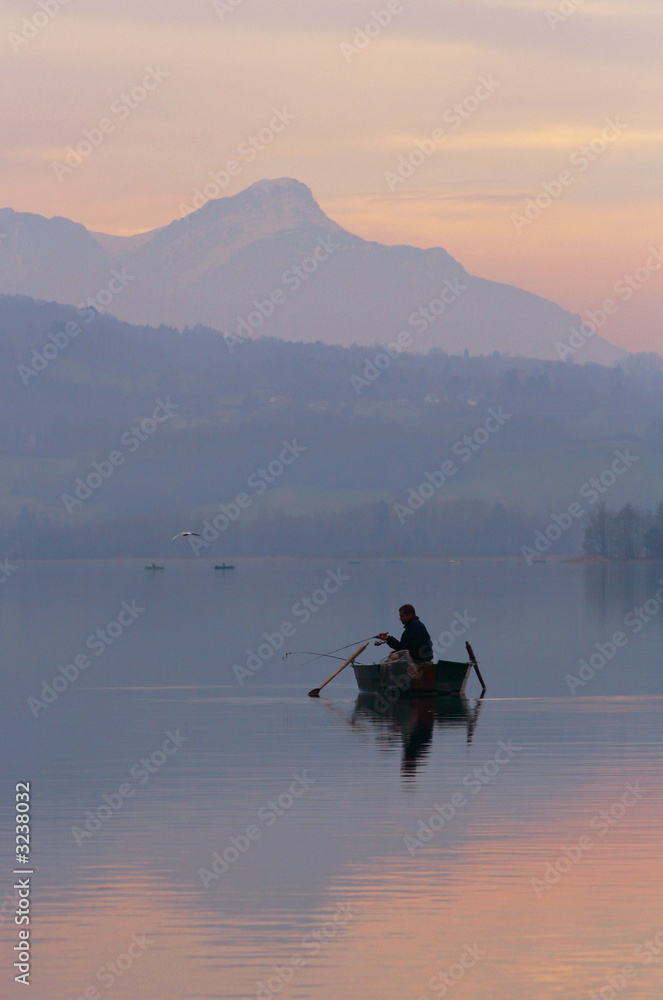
[6,498,663,562]
[2,296,663,559]
[4,499,542,560]
[583,502,663,559]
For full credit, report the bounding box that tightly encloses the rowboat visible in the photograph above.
[353,657,472,696]
[307,641,485,700]
[353,643,485,698]
[145,564,164,570]
[214,563,235,570]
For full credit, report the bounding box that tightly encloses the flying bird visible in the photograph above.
[171,531,200,540]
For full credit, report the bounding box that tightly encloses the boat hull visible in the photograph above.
[353,659,472,696]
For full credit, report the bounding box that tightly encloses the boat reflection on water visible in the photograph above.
[332,693,483,781]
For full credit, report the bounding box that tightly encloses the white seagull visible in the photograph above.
[171,531,200,540]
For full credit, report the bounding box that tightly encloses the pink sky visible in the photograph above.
[1,0,661,352]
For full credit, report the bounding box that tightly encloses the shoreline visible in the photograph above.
[5,555,663,565]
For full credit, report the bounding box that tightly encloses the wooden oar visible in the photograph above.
[465,641,486,696]
[308,642,370,698]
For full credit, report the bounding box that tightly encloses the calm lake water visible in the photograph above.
[2,558,663,999]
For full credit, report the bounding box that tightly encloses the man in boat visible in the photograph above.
[377,604,434,664]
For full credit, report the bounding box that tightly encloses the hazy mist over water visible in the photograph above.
[2,560,663,998]
[3,558,663,704]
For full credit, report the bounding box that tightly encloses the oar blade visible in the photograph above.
[307,641,370,698]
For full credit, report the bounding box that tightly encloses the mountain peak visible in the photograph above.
[241,177,316,200]
[0,180,626,364]
[184,176,334,233]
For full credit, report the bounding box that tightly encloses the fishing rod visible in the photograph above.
[285,652,349,670]
[283,635,383,669]
[284,651,347,662]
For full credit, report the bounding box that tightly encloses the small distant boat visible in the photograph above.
[387,559,403,564]
[214,563,235,570]
[145,564,164,571]
[348,560,360,564]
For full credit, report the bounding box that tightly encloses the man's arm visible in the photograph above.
[377,632,401,651]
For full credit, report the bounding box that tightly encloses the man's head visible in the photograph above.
[398,604,416,623]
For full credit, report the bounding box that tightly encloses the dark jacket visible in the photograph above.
[386,616,433,663]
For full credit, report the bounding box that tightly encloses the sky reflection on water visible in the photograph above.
[1,560,662,999]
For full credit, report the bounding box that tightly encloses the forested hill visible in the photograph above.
[1,294,662,558]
